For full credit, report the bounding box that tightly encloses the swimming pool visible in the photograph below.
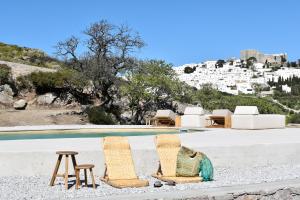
[0,129,181,140]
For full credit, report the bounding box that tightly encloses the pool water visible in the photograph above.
[0,130,180,141]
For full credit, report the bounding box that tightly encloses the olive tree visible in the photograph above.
[121,60,193,124]
[55,20,144,113]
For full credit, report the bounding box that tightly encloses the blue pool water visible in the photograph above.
[0,130,180,141]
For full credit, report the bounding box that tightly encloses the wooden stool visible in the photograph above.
[75,164,96,189]
[49,151,78,189]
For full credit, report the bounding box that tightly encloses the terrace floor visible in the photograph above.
[0,126,300,199]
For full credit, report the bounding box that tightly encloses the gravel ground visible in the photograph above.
[1,164,300,200]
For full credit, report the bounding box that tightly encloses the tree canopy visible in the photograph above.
[121,60,193,124]
[55,20,144,111]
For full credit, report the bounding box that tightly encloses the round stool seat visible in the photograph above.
[75,164,95,169]
[56,151,78,155]
[50,151,78,189]
[75,164,96,189]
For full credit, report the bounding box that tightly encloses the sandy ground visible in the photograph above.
[0,109,87,126]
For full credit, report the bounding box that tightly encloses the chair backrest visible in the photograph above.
[184,107,204,115]
[155,134,181,177]
[103,136,137,180]
[234,106,259,115]
[155,110,176,121]
[212,109,233,116]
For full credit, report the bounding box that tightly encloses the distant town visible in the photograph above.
[175,49,300,95]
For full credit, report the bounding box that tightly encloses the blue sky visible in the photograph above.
[1,0,299,66]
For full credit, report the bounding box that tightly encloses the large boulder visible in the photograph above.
[53,93,75,106]
[0,84,14,105]
[13,99,27,110]
[0,93,13,105]
[37,93,57,105]
[0,84,14,96]
[82,81,94,95]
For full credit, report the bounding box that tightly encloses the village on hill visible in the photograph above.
[175,49,300,95]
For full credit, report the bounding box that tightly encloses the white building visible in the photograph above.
[282,84,291,93]
[174,58,300,95]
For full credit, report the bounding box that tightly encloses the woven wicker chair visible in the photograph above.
[152,134,202,183]
[101,136,149,188]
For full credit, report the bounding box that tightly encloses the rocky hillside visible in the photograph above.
[0,60,56,79]
[0,42,69,110]
[0,42,61,68]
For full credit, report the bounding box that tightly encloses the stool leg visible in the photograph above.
[90,168,96,189]
[84,169,88,186]
[64,155,69,189]
[75,169,80,189]
[71,155,77,171]
[50,155,62,186]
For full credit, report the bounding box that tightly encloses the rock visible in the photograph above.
[290,187,300,195]
[37,93,57,105]
[172,100,194,114]
[83,81,94,95]
[0,93,13,105]
[114,96,130,108]
[0,84,14,96]
[272,189,292,200]
[121,111,132,119]
[53,93,76,107]
[81,105,92,112]
[13,99,27,110]
[0,84,14,105]
[235,195,258,200]
[120,111,133,124]
[21,56,30,60]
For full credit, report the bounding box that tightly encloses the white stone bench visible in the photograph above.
[231,106,285,129]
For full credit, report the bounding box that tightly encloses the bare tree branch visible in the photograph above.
[55,20,145,109]
[55,36,83,70]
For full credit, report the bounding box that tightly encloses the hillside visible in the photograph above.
[0,60,56,79]
[0,40,297,125]
[0,42,61,68]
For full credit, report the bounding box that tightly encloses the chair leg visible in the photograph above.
[64,155,69,189]
[103,165,108,178]
[75,169,80,189]
[84,169,88,186]
[90,168,96,189]
[49,155,62,186]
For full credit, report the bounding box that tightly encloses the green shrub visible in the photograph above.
[29,70,87,93]
[86,106,115,125]
[184,66,196,74]
[30,71,65,92]
[215,59,225,68]
[16,75,32,90]
[192,86,285,114]
[287,113,300,124]
[0,64,11,85]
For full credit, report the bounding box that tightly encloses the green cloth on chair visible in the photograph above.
[199,155,214,181]
[176,146,203,177]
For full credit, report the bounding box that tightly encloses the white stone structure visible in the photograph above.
[240,49,287,64]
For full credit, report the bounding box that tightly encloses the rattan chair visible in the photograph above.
[152,134,202,183]
[101,136,149,188]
